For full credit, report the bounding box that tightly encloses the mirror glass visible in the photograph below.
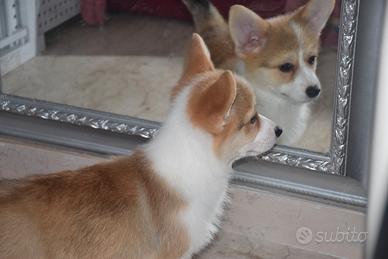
[1,0,341,153]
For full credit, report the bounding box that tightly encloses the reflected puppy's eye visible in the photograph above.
[279,63,294,73]
[308,56,316,65]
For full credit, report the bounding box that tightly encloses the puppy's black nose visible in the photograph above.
[305,85,321,98]
[274,126,283,138]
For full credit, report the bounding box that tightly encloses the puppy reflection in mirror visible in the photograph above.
[0,34,281,259]
[183,0,335,145]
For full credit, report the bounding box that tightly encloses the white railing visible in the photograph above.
[0,0,80,76]
[0,0,27,56]
[38,0,80,34]
[0,0,38,76]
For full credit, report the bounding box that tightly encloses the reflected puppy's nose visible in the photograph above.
[274,126,283,138]
[306,85,321,98]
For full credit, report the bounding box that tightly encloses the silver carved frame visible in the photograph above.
[0,0,359,177]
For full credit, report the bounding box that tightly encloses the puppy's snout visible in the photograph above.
[305,85,321,98]
[274,126,283,138]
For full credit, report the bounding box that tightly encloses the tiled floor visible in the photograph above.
[2,14,335,153]
[0,137,365,259]
[194,230,339,259]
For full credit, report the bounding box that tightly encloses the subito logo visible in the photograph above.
[296,227,313,245]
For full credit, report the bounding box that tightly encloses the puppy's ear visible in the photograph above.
[300,0,335,35]
[182,33,214,76]
[171,33,214,100]
[188,71,237,134]
[229,5,269,58]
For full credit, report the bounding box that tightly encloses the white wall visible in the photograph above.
[367,3,388,258]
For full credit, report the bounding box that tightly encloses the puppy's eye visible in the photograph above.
[279,63,294,73]
[308,56,316,65]
[250,113,258,124]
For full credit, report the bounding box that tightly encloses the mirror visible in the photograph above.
[1,0,341,155]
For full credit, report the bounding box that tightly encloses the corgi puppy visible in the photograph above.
[183,0,335,145]
[0,34,281,259]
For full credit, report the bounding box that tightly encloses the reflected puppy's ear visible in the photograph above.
[299,0,335,35]
[229,5,269,58]
[188,70,237,134]
[171,33,215,99]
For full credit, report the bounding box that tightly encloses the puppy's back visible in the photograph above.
[0,151,188,259]
[182,0,237,69]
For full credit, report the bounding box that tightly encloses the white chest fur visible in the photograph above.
[146,129,231,257]
[179,166,230,256]
[144,89,232,257]
[254,88,311,145]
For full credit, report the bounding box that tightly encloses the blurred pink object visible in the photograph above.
[81,0,107,26]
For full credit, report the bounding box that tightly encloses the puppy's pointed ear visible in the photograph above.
[182,33,214,78]
[300,0,335,35]
[171,33,214,100]
[229,5,269,58]
[188,70,237,134]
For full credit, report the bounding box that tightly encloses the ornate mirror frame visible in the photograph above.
[0,0,359,176]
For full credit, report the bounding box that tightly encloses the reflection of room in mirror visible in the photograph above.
[1,0,340,153]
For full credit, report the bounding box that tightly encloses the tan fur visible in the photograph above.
[243,13,320,86]
[183,2,236,68]
[187,71,237,134]
[195,17,237,69]
[0,151,189,259]
[212,79,259,159]
[171,34,215,100]
[175,34,260,159]
[186,70,259,158]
